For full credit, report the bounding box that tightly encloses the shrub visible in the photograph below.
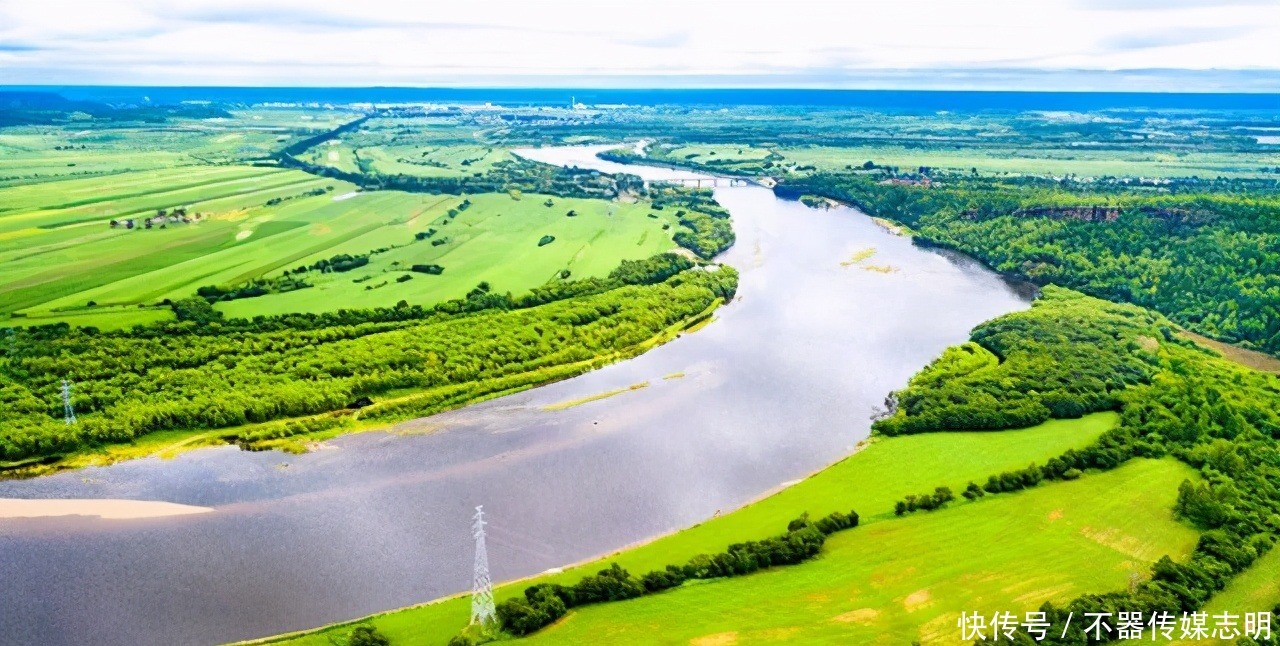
[348,624,390,646]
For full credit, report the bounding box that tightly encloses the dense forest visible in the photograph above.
[778,173,1280,356]
[0,255,736,467]
[877,287,1280,644]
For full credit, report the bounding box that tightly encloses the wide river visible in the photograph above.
[0,146,1032,646]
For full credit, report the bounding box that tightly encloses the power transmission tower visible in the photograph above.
[61,379,76,425]
[470,505,497,627]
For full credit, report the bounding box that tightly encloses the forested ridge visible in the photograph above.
[877,287,1280,644]
[0,256,737,466]
[777,173,1280,356]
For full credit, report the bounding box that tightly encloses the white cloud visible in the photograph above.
[0,0,1277,86]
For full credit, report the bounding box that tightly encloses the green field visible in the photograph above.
[1169,546,1280,645]
[774,145,1280,179]
[0,109,357,186]
[1,165,679,328]
[218,192,679,318]
[520,458,1197,646]
[295,115,518,178]
[301,141,515,178]
[644,143,1280,179]
[251,413,1149,646]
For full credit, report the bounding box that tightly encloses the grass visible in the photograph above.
[217,193,679,319]
[1164,546,1280,645]
[522,458,1198,646]
[299,138,515,179]
[1,168,679,327]
[645,142,1280,180]
[1180,330,1280,373]
[541,382,650,412]
[246,413,1128,646]
[840,247,878,267]
[776,144,1280,179]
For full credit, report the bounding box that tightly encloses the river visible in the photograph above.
[0,145,1032,646]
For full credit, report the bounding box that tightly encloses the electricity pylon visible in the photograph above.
[470,505,497,627]
[61,379,76,425]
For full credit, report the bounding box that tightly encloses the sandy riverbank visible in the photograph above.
[0,498,214,520]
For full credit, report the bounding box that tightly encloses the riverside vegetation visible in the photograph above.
[485,288,1280,644]
[258,287,1280,645]
[0,253,735,472]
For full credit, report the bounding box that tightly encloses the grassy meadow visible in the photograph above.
[521,458,1197,646]
[1162,544,1280,645]
[247,412,1197,646]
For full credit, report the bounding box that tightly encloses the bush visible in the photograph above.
[348,624,390,646]
[410,264,444,275]
[171,297,223,324]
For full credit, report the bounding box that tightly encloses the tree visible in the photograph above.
[171,297,223,324]
[347,624,390,646]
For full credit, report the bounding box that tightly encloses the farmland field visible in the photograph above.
[0,109,359,186]
[295,115,519,178]
[639,142,1280,179]
[0,166,680,328]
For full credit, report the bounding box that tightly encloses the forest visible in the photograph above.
[0,254,736,467]
[778,172,1280,356]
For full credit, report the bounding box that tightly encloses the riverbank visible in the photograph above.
[2,295,728,480]
[244,414,1118,645]
[0,498,214,520]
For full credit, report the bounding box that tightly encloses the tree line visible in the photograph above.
[0,254,736,466]
[448,510,860,644]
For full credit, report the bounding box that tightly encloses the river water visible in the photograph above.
[0,146,1032,646]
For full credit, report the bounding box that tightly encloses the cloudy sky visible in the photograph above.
[2,0,1278,89]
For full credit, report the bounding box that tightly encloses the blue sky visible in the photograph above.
[1,0,1278,89]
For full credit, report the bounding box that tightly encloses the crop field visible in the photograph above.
[294,114,513,178]
[0,165,344,325]
[299,139,515,178]
[774,144,1280,179]
[0,164,679,328]
[0,109,358,187]
[0,129,195,184]
[257,413,1147,646]
[217,192,679,318]
[643,142,1280,179]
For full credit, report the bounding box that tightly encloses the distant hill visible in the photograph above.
[0,90,231,126]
